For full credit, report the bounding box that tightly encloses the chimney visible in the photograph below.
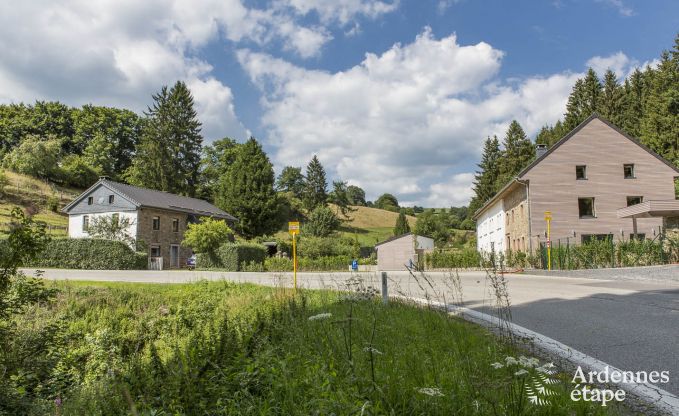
[535,144,548,159]
[99,176,110,181]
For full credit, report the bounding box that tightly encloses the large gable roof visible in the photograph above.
[472,114,679,220]
[63,178,237,221]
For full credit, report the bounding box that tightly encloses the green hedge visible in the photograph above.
[426,248,482,269]
[197,243,267,271]
[264,256,352,272]
[27,238,147,270]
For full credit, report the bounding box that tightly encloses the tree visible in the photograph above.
[2,135,62,180]
[393,211,411,236]
[304,205,341,237]
[60,155,99,188]
[303,155,328,211]
[182,218,234,254]
[346,185,366,206]
[414,209,449,247]
[276,166,305,198]
[564,68,602,129]
[375,193,399,211]
[328,180,355,218]
[496,121,534,189]
[470,136,501,215]
[216,137,279,238]
[622,68,646,137]
[639,41,679,166]
[87,214,136,246]
[598,69,625,126]
[126,81,203,196]
[197,138,240,201]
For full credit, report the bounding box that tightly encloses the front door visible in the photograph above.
[170,245,179,268]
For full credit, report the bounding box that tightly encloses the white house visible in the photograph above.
[475,197,505,255]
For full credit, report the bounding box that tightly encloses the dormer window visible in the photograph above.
[108,195,115,204]
[624,164,635,179]
[576,165,587,180]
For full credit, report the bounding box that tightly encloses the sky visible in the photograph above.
[0,0,677,207]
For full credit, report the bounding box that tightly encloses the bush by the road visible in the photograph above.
[196,242,266,271]
[27,238,147,269]
[426,248,482,269]
[297,235,359,259]
[265,255,352,272]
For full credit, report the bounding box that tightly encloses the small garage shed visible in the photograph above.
[375,232,434,271]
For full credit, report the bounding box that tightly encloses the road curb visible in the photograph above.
[399,295,679,415]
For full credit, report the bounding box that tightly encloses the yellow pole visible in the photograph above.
[547,219,551,271]
[292,233,297,291]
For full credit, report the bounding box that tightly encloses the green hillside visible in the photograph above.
[334,205,417,247]
[0,171,82,237]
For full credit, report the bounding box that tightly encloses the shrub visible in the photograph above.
[182,218,233,254]
[303,206,340,237]
[46,195,60,212]
[2,135,62,180]
[264,255,351,272]
[426,248,482,269]
[297,236,359,259]
[196,242,266,271]
[60,154,99,188]
[27,238,147,270]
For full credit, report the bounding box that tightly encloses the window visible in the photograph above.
[112,213,120,225]
[581,234,612,244]
[150,245,161,257]
[624,164,635,179]
[578,197,595,218]
[576,165,587,180]
[627,196,643,206]
[172,218,179,233]
[87,196,93,205]
[108,195,115,204]
[152,216,160,230]
[82,215,89,231]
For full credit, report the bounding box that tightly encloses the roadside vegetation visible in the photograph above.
[3,278,622,415]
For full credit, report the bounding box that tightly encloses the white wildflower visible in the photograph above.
[490,362,504,369]
[518,356,540,368]
[417,387,444,397]
[514,369,529,376]
[505,356,518,365]
[308,313,332,321]
[364,347,383,355]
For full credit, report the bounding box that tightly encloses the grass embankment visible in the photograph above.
[4,280,619,415]
[0,171,81,237]
[334,205,417,246]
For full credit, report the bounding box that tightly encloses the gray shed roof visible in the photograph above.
[63,178,237,221]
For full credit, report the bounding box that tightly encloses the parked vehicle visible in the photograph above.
[187,254,196,270]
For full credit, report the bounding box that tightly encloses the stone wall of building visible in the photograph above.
[504,184,530,252]
[136,207,193,269]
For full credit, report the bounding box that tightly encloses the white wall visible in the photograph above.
[415,236,434,250]
[476,199,505,255]
[68,211,138,240]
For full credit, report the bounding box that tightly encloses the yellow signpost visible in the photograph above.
[288,221,300,290]
[544,211,552,271]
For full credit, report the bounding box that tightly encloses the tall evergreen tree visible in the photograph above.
[639,38,679,166]
[197,137,240,201]
[496,121,534,189]
[598,69,625,126]
[621,68,646,137]
[303,155,328,211]
[472,136,501,202]
[564,68,602,129]
[393,211,411,236]
[126,81,203,196]
[216,137,279,238]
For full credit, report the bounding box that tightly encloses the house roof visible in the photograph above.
[472,114,679,220]
[62,178,238,221]
[375,232,433,247]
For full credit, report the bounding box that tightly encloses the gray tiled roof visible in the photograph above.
[65,178,237,221]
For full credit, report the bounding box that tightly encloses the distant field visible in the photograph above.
[0,171,81,236]
[332,205,416,246]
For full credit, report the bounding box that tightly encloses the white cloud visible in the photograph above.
[586,51,661,80]
[282,0,399,25]
[239,28,582,206]
[595,0,634,17]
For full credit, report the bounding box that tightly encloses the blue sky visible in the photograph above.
[0,0,677,206]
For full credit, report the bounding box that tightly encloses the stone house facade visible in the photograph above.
[63,178,237,269]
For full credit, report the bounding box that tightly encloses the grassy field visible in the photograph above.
[0,171,81,237]
[333,205,417,246]
[2,279,623,415]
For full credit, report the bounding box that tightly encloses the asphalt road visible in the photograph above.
[22,268,679,396]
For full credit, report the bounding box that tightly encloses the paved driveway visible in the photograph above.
[22,268,679,395]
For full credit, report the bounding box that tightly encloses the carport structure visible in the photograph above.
[616,200,679,237]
